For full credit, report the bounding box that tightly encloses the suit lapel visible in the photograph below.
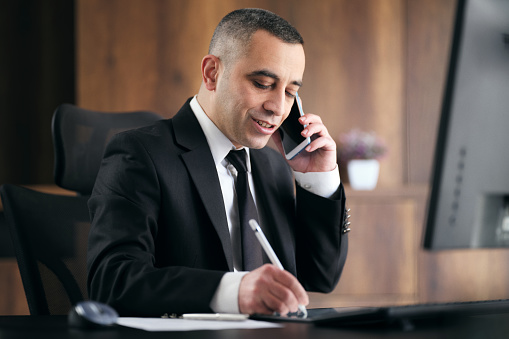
[172,102,233,271]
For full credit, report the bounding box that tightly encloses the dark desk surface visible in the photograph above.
[2,314,509,339]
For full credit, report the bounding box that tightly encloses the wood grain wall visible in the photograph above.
[77,0,438,188]
[406,0,458,184]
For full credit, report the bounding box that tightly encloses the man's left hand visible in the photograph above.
[273,113,337,173]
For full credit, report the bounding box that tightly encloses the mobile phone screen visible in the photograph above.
[279,93,311,160]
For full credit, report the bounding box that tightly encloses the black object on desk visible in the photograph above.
[252,299,509,331]
[68,301,119,329]
[3,313,509,339]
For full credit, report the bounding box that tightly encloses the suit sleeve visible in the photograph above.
[86,131,225,317]
[294,183,348,293]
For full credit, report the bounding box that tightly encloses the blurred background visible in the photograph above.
[2,0,509,315]
[0,0,453,187]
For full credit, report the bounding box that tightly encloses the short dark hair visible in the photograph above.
[209,8,303,66]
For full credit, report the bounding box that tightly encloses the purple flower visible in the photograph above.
[337,129,387,161]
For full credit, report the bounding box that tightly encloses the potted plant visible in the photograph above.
[337,129,387,190]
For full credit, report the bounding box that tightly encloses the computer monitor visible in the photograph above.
[424,0,509,249]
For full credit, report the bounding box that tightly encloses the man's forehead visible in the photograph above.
[241,36,304,80]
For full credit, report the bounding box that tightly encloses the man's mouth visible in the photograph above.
[255,119,275,128]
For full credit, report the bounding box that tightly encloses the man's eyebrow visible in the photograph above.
[248,69,303,87]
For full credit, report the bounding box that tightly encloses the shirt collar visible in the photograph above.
[190,96,252,171]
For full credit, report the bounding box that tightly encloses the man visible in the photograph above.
[87,8,348,317]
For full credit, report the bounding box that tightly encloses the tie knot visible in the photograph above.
[226,149,248,173]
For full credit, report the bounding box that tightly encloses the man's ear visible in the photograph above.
[201,55,221,91]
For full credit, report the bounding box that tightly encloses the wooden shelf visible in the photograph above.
[344,184,429,200]
[0,184,75,211]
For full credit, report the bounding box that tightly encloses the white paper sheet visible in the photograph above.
[116,317,283,332]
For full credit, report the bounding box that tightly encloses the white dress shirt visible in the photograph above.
[189,96,340,313]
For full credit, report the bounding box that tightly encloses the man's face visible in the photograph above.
[211,30,305,149]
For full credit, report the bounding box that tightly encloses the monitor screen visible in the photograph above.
[424,0,509,249]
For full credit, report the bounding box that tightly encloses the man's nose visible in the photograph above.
[263,90,286,116]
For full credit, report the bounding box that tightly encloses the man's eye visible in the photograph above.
[254,81,270,89]
[286,91,296,99]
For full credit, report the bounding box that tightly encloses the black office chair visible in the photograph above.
[1,105,162,315]
[0,184,90,315]
[52,103,163,195]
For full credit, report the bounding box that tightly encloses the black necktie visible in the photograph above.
[226,149,263,271]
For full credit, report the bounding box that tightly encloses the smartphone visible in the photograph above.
[279,93,311,160]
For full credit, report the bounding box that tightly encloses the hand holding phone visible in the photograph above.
[279,93,311,160]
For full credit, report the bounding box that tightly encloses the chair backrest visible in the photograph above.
[0,184,90,315]
[52,103,162,195]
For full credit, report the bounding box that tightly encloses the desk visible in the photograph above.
[2,314,509,339]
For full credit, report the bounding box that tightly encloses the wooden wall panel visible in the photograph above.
[337,200,417,297]
[294,0,406,187]
[77,0,292,115]
[0,261,29,315]
[77,0,204,113]
[77,0,407,187]
[420,250,509,304]
[309,187,424,309]
[406,0,457,184]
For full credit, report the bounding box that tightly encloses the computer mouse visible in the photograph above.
[68,300,119,329]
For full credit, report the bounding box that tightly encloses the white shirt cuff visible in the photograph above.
[294,165,341,198]
[209,271,248,314]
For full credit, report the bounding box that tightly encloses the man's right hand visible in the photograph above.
[238,264,309,315]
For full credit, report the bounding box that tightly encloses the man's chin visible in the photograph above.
[243,137,271,149]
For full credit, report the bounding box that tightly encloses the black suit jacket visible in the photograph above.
[87,99,348,316]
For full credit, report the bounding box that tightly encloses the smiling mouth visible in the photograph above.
[255,119,275,128]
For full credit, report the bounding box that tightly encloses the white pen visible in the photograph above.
[248,219,308,318]
[182,313,248,321]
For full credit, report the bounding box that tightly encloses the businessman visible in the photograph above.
[87,8,348,317]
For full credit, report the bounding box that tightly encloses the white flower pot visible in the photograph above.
[347,159,380,190]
